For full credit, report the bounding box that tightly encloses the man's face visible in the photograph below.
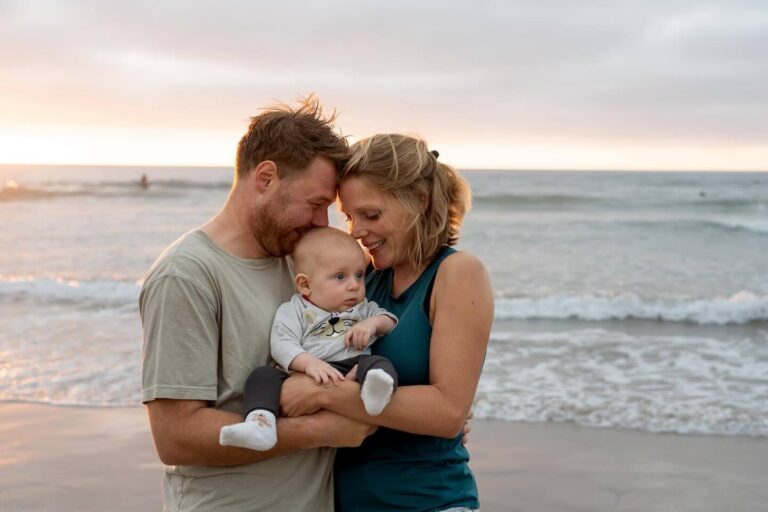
[250,157,337,257]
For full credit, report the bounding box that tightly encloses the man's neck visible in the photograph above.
[200,198,270,260]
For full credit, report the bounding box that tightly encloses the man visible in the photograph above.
[140,97,374,511]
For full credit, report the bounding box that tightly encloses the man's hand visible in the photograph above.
[309,410,377,448]
[280,373,327,417]
[344,320,377,350]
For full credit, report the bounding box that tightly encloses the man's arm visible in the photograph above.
[146,398,375,467]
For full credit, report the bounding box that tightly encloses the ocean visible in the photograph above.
[1,165,767,437]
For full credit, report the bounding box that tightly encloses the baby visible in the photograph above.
[220,227,398,451]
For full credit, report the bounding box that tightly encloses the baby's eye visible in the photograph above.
[355,271,364,280]
[334,273,345,281]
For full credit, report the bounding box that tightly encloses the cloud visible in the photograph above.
[1,0,766,162]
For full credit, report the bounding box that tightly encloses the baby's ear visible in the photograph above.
[295,273,311,296]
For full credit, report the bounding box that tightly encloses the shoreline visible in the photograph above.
[2,403,767,511]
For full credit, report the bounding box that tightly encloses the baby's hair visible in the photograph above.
[292,227,364,275]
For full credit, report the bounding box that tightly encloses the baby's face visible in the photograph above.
[305,243,367,312]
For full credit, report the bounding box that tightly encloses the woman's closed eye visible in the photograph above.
[346,210,382,223]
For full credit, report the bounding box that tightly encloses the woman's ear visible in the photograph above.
[295,273,311,296]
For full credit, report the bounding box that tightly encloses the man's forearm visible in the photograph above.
[147,400,323,467]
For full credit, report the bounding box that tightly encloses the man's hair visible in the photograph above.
[340,134,471,269]
[293,227,363,275]
[235,95,349,181]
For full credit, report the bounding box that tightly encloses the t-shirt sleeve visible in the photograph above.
[140,274,219,403]
[270,302,307,370]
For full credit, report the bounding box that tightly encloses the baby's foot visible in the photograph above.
[361,369,394,416]
[219,409,277,451]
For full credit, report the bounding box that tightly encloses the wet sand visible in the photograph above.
[1,403,766,511]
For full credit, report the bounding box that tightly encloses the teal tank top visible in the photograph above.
[334,247,480,512]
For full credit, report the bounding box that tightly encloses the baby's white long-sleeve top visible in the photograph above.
[269,294,398,370]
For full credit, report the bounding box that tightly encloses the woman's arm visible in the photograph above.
[283,251,493,438]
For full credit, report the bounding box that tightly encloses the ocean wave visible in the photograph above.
[615,218,768,235]
[474,328,768,437]
[473,192,609,208]
[0,275,140,306]
[0,179,231,202]
[684,198,768,211]
[494,291,768,325]
[471,189,768,213]
[697,218,768,234]
[0,185,65,202]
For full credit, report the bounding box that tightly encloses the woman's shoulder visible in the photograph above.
[432,249,491,297]
[437,249,488,278]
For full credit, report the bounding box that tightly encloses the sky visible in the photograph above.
[1,0,767,170]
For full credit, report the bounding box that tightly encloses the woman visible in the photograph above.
[284,134,493,511]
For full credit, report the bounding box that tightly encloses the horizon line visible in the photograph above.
[1,162,766,173]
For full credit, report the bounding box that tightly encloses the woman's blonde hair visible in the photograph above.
[340,134,471,269]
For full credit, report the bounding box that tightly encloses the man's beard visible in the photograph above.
[249,192,298,257]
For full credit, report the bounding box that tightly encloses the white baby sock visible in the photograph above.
[361,368,394,416]
[219,409,277,451]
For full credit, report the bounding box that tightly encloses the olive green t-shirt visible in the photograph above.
[140,230,334,512]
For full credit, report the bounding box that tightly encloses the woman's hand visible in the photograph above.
[461,410,473,445]
[280,373,327,417]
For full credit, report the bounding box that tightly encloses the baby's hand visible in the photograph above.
[305,359,345,385]
[344,320,376,351]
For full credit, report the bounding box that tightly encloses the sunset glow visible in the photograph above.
[1,1,766,171]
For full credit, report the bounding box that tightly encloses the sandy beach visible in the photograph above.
[1,403,767,511]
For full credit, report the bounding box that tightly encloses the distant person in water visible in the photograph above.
[140,174,149,189]
[220,227,399,451]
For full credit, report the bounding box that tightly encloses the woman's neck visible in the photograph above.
[390,261,427,298]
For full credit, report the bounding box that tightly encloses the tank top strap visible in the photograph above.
[365,246,457,307]
[417,246,456,289]
[416,246,456,313]
[392,246,455,304]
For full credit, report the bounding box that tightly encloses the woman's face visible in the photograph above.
[338,177,409,270]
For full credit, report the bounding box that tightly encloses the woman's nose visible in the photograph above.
[350,221,366,239]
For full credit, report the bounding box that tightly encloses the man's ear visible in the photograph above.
[295,273,311,296]
[251,161,279,193]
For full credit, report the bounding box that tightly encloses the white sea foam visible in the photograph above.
[709,217,768,234]
[0,300,142,406]
[495,291,768,325]
[0,275,140,306]
[474,328,768,437]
